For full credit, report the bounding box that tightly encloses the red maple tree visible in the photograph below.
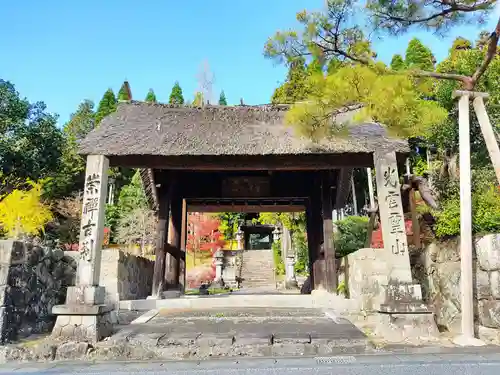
[186,214,226,287]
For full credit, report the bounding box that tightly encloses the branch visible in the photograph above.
[374,0,495,27]
[471,15,500,86]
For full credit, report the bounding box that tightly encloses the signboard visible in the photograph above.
[221,176,270,198]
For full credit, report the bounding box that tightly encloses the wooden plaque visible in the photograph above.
[221,176,270,198]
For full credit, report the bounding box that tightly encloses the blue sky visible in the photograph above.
[1,1,498,125]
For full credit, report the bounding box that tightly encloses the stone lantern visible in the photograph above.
[272,226,281,242]
[214,249,225,287]
[235,227,244,250]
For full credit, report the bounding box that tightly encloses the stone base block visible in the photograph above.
[51,311,113,343]
[379,301,432,314]
[375,312,439,343]
[65,286,105,305]
[285,279,299,289]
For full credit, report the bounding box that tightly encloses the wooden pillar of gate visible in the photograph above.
[164,176,182,290]
[151,183,171,297]
[307,173,324,290]
[322,171,337,293]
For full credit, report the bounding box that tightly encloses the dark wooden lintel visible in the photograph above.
[109,153,381,170]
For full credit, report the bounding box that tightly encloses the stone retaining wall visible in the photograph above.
[69,249,154,307]
[0,240,76,343]
[338,248,390,311]
[411,234,500,343]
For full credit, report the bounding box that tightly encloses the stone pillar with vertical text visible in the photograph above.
[374,151,412,283]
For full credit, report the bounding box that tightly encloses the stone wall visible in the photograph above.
[411,234,500,343]
[72,249,154,307]
[0,240,77,343]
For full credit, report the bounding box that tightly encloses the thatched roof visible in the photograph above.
[79,101,409,157]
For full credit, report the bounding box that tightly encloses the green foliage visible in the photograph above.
[285,65,448,140]
[117,82,132,101]
[264,0,377,66]
[105,170,148,242]
[115,171,148,214]
[218,90,227,105]
[337,280,347,296]
[390,54,406,71]
[217,213,244,240]
[95,89,117,125]
[258,212,309,275]
[272,239,285,275]
[334,216,369,257]
[405,38,436,71]
[145,89,157,103]
[169,82,184,105]
[45,100,95,198]
[0,80,64,193]
[450,37,472,54]
[292,229,308,275]
[271,57,312,104]
[412,157,428,177]
[434,168,500,238]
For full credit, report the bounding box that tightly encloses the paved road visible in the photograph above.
[2,352,500,375]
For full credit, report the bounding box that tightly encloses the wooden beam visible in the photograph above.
[108,153,382,170]
[187,204,305,213]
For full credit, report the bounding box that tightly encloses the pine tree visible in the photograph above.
[271,57,310,104]
[95,89,117,125]
[390,54,406,71]
[117,81,132,101]
[405,38,436,71]
[145,89,157,103]
[169,82,184,105]
[218,90,227,105]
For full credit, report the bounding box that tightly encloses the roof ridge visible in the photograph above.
[121,100,364,114]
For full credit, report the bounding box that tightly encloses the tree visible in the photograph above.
[285,65,447,140]
[271,57,311,104]
[145,89,157,103]
[187,215,225,268]
[405,38,436,70]
[115,207,156,255]
[169,82,184,105]
[366,0,496,34]
[0,80,64,195]
[117,81,132,101]
[218,90,228,105]
[45,100,95,198]
[64,100,95,141]
[390,54,406,71]
[0,180,53,239]
[95,89,117,125]
[265,0,500,90]
[196,60,215,105]
[51,194,82,245]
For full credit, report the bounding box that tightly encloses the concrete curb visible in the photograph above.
[130,309,159,325]
[119,294,360,312]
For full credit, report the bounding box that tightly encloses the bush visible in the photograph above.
[434,168,500,237]
[292,230,308,275]
[334,216,369,257]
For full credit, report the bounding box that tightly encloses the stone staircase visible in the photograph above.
[239,249,276,289]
